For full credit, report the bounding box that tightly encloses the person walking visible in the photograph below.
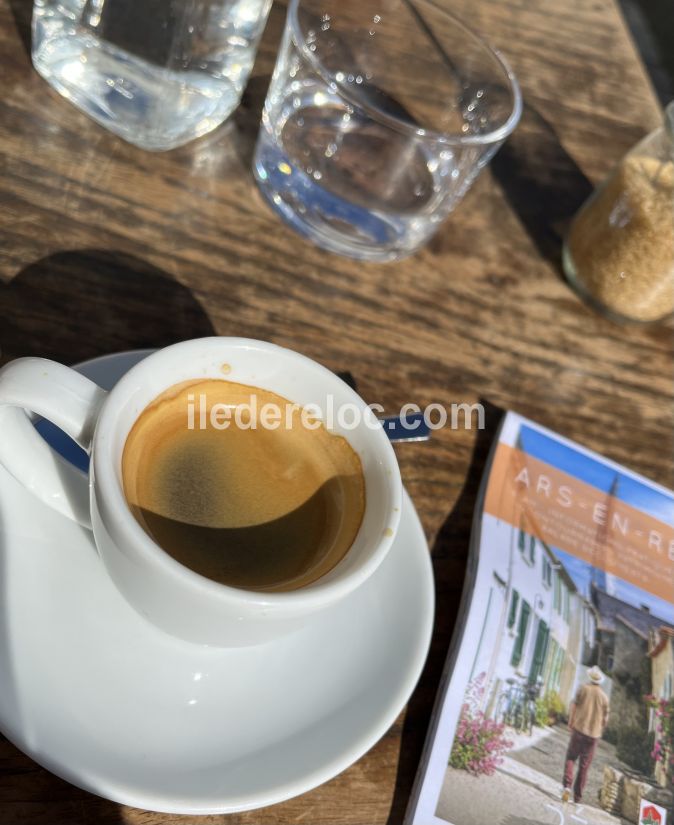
[562,666,609,804]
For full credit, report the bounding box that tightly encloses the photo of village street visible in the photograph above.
[435,517,674,825]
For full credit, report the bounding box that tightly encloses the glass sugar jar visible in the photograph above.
[563,102,674,323]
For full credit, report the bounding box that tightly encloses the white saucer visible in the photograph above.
[0,351,435,814]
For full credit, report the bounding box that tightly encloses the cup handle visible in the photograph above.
[0,358,107,528]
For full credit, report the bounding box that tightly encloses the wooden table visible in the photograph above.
[0,0,671,822]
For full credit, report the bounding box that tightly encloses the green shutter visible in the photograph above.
[543,638,558,684]
[552,646,565,690]
[507,590,520,628]
[529,535,536,564]
[511,600,531,667]
[518,528,525,552]
[529,620,550,683]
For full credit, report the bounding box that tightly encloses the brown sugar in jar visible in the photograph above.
[563,104,674,323]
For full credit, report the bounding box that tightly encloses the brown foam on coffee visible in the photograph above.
[122,380,365,592]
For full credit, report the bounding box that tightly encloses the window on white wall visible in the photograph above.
[583,609,596,644]
[518,527,535,566]
[507,590,520,629]
[554,574,561,613]
[511,600,531,667]
[542,557,552,588]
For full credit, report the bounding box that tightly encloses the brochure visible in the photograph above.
[407,412,674,825]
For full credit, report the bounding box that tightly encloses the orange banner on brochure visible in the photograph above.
[484,444,674,604]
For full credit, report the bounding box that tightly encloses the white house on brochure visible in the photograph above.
[467,514,598,715]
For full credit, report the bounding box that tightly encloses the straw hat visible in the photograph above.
[588,666,605,684]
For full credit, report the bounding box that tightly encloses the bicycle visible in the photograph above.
[495,677,539,735]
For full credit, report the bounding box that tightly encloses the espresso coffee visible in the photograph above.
[122,380,365,592]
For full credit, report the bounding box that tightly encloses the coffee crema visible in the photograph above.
[121,380,365,592]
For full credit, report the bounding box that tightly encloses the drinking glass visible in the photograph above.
[32,0,273,151]
[253,0,522,261]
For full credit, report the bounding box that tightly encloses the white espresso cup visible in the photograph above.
[0,338,402,647]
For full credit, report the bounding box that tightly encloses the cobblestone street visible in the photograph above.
[435,725,634,825]
[436,766,626,825]
[509,725,633,811]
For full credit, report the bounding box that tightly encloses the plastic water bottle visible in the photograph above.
[31,0,272,151]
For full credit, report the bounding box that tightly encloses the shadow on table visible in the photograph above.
[231,73,273,171]
[0,734,128,825]
[0,249,215,367]
[490,103,594,275]
[385,400,505,825]
[6,0,31,58]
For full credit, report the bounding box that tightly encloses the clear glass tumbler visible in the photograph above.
[32,0,273,151]
[253,0,522,261]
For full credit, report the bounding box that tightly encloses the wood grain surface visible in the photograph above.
[0,0,672,823]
